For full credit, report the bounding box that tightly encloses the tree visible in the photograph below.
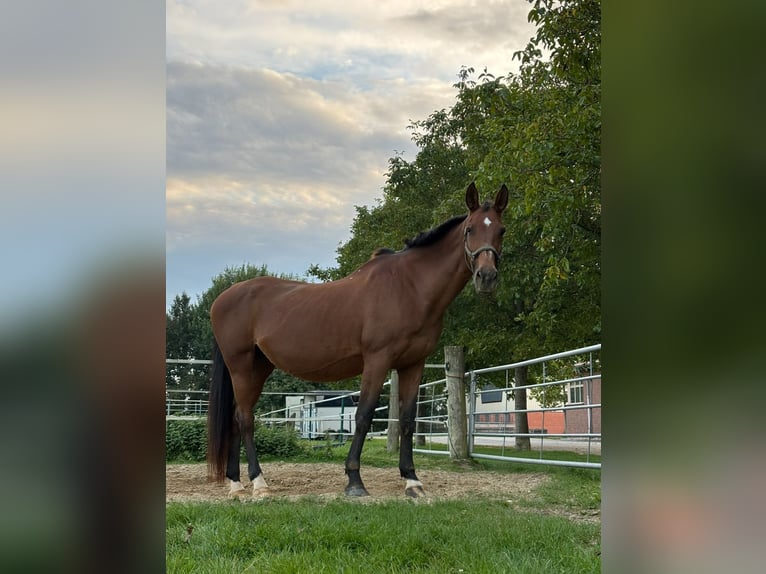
[462,0,600,357]
[166,292,208,390]
[528,359,569,409]
[465,0,600,446]
[166,292,195,362]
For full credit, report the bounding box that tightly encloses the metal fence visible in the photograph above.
[166,358,212,418]
[411,344,601,469]
[165,344,601,469]
[467,345,601,468]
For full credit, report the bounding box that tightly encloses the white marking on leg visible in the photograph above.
[404,478,426,498]
[252,473,271,497]
[483,216,492,227]
[228,480,246,495]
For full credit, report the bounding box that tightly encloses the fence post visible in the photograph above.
[445,346,468,460]
[415,383,426,446]
[468,371,476,457]
[386,370,400,452]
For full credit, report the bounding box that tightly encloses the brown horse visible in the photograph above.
[207,182,509,497]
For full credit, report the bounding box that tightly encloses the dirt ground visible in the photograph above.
[166,462,550,503]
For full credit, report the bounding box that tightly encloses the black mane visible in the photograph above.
[403,215,467,250]
[368,215,467,259]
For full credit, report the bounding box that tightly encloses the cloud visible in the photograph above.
[166,0,536,303]
[166,175,348,251]
[164,62,391,267]
[166,60,453,254]
[168,1,532,80]
[167,62,404,183]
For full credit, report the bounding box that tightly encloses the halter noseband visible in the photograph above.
[463,226,500,274]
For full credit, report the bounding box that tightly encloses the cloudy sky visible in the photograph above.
[166,0,536,308]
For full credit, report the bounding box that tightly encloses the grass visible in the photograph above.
[167,441,601,572]
[167,498,600,573]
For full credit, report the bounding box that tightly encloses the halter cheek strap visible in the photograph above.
[464,227,500,274]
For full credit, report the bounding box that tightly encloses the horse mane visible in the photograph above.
[403,215,467,250]
[370,247,396,259]
[367,214,468,259]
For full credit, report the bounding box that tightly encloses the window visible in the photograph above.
[568,381,584,404]
[480,383,503,403]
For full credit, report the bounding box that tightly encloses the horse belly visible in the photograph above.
[257,338,365,383]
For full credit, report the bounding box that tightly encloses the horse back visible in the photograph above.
[210,262,438,379]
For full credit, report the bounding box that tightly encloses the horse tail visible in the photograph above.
[207,340,234,482]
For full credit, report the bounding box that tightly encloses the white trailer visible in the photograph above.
[285,391,358,439]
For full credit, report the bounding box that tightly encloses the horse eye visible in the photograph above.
[465,226,473,234]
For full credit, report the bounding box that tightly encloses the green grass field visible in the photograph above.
[167,441,601,573]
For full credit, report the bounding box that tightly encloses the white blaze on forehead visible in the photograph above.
[483,216,492,227]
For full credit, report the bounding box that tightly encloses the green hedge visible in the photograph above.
[166,418,304,462]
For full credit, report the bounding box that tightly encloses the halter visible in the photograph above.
[463,226,500,274]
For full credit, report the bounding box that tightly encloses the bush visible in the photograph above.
[254,423,304,458]
[166,418,305,462]
[166,418,207,461]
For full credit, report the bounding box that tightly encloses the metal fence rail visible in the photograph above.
[465,344,601,469]
[166,344,601,468]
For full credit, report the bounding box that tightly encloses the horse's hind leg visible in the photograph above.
[225,419,245,495]
[228,347,274,497]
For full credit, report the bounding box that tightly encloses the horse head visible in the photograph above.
[463,182,509,294]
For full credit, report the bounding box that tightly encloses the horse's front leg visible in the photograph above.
[398,363,427,498]
[344,362,388,496]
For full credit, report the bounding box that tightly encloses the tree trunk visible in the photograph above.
[386,370,400,453]
[514,365,531,450]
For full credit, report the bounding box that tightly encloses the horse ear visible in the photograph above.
[465,182,480,211]
[494,184,509,214]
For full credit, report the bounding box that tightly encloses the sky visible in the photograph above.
[166,0,537,309]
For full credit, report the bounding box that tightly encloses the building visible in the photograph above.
[473,384,565,434]
[471,372,601,436]
[563,375,601,434]
[285,391,358,439]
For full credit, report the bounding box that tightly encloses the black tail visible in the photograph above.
[207,341,234,482]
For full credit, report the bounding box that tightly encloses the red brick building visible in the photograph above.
[564,376,601,434]
[471,374,601,436]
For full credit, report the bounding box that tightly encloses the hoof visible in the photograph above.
[404,479,426,498]
[228,480,247,497]
[252,487,272,499]
[344,485,370,497]
[405,485,426,498]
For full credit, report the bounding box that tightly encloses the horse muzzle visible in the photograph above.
[473,266,499,294]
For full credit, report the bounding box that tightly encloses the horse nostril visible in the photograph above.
[475,268,498,286]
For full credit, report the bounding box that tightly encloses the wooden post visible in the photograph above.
[445,346,468,460]
[386,370,400,453]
